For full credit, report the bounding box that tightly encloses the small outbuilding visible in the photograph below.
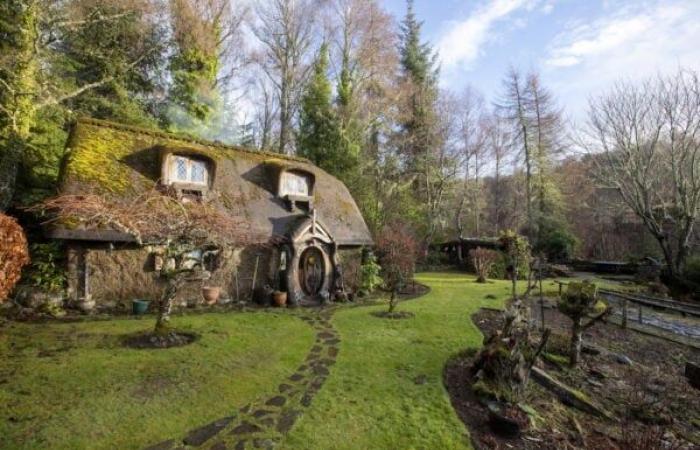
[49,118,372,309]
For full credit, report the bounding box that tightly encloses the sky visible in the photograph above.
[381,0,700,123]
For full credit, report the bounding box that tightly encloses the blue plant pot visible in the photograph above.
[132,299,150,315]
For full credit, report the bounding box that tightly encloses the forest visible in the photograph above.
[1,0,699,290]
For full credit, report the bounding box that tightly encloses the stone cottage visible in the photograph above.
[48,118,372,309]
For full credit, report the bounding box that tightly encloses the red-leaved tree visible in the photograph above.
[375,220,418,312]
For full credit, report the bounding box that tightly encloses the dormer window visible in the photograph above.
[277,169,314,212]
[280,171,311,197]
[161,153,213,202]
[170,156,209,185]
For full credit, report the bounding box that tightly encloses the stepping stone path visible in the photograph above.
[144,308,339,450]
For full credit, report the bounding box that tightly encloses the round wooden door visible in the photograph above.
[299,247,325,296]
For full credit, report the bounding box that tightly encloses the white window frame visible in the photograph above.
[169,155,209,186]
[279,171,311,197]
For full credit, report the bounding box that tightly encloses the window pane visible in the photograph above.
[191,160,206,183]
[175,157,188,181]
[281,172,309,196]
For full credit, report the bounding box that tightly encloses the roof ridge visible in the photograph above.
[75,116,310,164]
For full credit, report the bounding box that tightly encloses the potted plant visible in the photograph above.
[132,299,150,315]
[202,286,221,305]
[272,290,287,307]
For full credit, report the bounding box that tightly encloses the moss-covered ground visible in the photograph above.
[1,272,513,449]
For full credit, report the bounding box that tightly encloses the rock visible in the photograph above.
[615,355,633,365]
[183,416,235,446]
[253,438,275,449]
[582,344,601,355]
[685,362,700,390]
[231,421,262,435]
[143,439,177,450]
[486,402,526,439]
[276,409,301,433]
[265,396,286,407]
[252,409,273,418]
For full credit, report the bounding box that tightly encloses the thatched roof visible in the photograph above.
[52,117,372,246]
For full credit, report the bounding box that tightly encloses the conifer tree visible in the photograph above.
[298,44,357,180]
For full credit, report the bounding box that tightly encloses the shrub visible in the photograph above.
[487,252,526,279]
[0,213,30,302]
[534,217,578,262]
[558,281,609,366]
[25,242,66,292]
[684,255,700,284]
[359,252,383,295]
[376,220,417,312]
[469,247,499,283]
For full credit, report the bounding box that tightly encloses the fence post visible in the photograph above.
[558,282,563,297]
[622,297,628,329]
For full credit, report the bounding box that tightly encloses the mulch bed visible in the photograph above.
[444,303,700,450]
[123,331,198,349]
[370,310,415,319]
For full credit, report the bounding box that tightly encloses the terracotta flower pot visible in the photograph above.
[272,291,287,307]
[202,286,221,305]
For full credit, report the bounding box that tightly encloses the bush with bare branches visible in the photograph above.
[375,220,417,313]
[0,213,30,302]
[31,190,255,334]
[469,247,499,283]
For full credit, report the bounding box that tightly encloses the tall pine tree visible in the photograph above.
[298,44,357,181]
[398,0,439,163]
[397,0,440,244]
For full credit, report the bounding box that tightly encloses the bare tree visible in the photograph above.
[496,67,534,236]
[526,72,565,216]
[250,0,316,155]
[454,87,488,241]
[486,114,512,233]
[587,69,700,280]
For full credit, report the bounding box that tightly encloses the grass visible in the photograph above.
[283,272,511,450]
[1,272,515,449]
[0,312,315,450]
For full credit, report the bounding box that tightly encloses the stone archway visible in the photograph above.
[299,246,326,296]
[285,215,335,305]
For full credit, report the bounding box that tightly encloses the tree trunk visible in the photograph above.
[0,147,19,211]
[388,290,397,313]
[570,320,582,367]
[155,278,179,335]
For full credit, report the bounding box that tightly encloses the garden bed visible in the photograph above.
[445,306,700,449]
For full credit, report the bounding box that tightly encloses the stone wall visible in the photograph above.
[65,242,363,310]
[337,246,363,293]
[66,242,276,310]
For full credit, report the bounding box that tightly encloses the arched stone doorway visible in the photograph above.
[285,215,336,305]
[299,246,325,295]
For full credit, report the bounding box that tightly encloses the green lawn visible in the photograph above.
[0,312,315,449]
[1,272,513,449]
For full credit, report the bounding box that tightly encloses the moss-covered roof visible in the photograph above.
[58,117,373,246]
